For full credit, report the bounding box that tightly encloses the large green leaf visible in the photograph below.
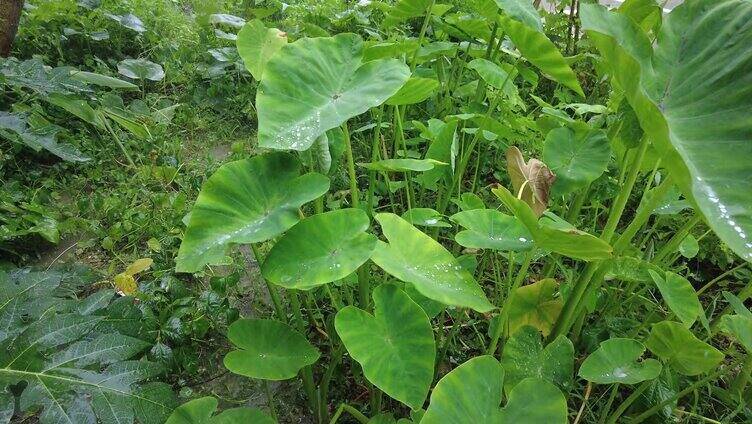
[223,319,320,380]
[165,397,276,424]
[335,284,435,409]
[580,1,752,263]
[506,278,563,337]
[385,0,433,26]
[257,34,410,151]
[386,77,439,105]
[618,0,662,30]
[720,315,752,352]
[498,15,584,96]
[493,185,612,260]
[466,59,518,98]
[46,93,101,127]
[494,0,542,31]
[0,269,176,424]
[422,356,567,424]
[579,338,662,384]
[360,158,445,173]
[371,213,494,312]
[646,321,723,376]
[236,20,287,80]
[501,326,573,393]
[68,70,138,90]
[0,112,90,162]
[176,152,329,273]
[261,209,377,289]
[451,209,533,252]
[543,127,611,196]
[0,58,90,95]
[416,119,457,191]
[648,270,702,327]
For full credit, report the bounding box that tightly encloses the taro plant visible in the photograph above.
[174,0,752,423]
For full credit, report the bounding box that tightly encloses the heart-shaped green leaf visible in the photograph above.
[467,59,518,98]
[648,270,702,327]
[506,278,563,337]
[494,0,542,31]
[257,33,410,151]
[117,59,164,81]
[176,152,329,273]
[501,326,574,392]
[360,159,445,172]
[165,397,276,424]
[422,356,567,424]
[261,209,377,289]
[236,19,287,80]
[166,397,216,424]
[493,185,612,260]
[224,319,320,380]
[416,119,457,191]
[371,213,494,312]
[498,378,568,423]
[385,0,433,26]
[543,127,611,196]
[451,209,533,252]
[646,321,723,376]
[335,284,435,409]
[678,234,699,258]
[580,1,752,263]
[498,15,583,96]
[579,338,662,384]
[386,77,439,105]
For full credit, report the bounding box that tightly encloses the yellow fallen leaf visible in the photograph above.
[114,273,138,295]
[125,258,153,276]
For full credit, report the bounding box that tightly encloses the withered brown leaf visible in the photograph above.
[505,146,556,217]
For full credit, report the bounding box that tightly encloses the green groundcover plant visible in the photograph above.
[4,0,752,422]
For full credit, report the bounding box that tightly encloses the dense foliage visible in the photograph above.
[2,0,752,423]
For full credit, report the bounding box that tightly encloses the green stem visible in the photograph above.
[250,244,286,323]
[103,117,136,168]
[341,122,360,209]
[262,380,278,422]
[731,353,752,396]
[612,177,674,254]
[289,290,319,417]
[487,250,532,355]
[605,380,651,424]
[409,0,437,70]
[436,309,466,373]
[551,137,652,339]
[601,135,650,243]
[598,384,620,424]
[318,344,345,423]
[697,262,748,295]
[393,106,416,209]
[366,106,385,215]
[630,366,729,423]
[652,213,701,264]
[329,404,369,424]
[342,122,372,310]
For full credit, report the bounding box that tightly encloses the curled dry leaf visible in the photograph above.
[506,146,555,217]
